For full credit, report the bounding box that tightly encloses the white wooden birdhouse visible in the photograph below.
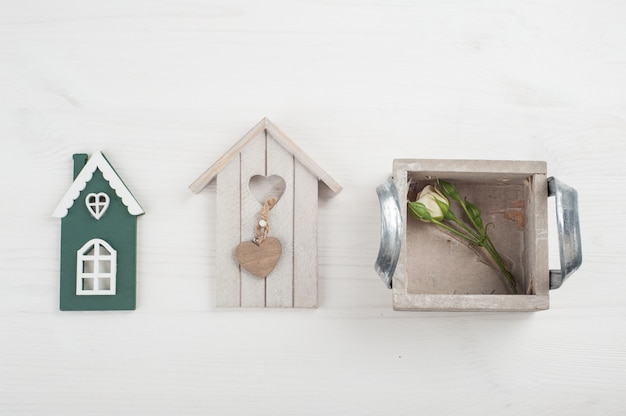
[189,118,342,308]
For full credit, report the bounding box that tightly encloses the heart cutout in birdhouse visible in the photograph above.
[248,175,286,205]
[235,237,282,278]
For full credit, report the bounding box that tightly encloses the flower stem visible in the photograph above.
[458,199,482,233]
[409,181,519,294]
[431,220,481,245]
[448,215,482,241]
[481,235,518,294]
[448,210,517,293]
[455,198,518,293]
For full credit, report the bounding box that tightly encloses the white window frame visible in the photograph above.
[85,192,110,220]
[76,239,117,295]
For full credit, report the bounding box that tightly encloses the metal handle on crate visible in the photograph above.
[548,177,582,290]
[375,177,403,289]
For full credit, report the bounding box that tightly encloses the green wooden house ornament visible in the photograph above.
[52,152,145,311]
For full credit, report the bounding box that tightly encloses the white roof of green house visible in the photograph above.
[52,151,144,218]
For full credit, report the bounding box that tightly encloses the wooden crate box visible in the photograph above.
[376,159,581,312]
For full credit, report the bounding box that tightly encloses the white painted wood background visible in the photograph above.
[1,1,625,414]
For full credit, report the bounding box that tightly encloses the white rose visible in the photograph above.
[412,185,450,222]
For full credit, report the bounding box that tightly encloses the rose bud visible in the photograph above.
[410,185,450,222]
[439,180,461,201]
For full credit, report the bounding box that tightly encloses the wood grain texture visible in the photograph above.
[239,131,267,307]
[215,157,241,307]
[235,237,282,278]
[265,136,295,307]
[2,1,626,415]
[293,159,319,308]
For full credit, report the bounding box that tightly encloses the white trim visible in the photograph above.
[76,238,117,296]
[85,192,110,220]
[52,152,144,218]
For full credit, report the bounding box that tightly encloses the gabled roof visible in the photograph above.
[189,118,342,194]
[52,152,145,218]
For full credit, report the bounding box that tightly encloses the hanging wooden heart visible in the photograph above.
[235,196,282,278]
[235,237,282,278]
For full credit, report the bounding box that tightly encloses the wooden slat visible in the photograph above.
[265,136,294,308]
[215,157,241,307]
[239,132,267,307]
[293,160,318,308]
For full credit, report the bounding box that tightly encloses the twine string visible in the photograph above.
[254,197,277,245]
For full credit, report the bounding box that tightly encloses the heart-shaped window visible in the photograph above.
[85,192,110,220]
[248,175,286,205]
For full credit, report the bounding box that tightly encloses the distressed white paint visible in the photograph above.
[265,135,294,307]
[195,120,339,308]
[215,156,241,307]
[293,160,319,308]
[239,131,267,307]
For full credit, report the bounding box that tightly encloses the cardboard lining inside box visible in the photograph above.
[392,160,550,311]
